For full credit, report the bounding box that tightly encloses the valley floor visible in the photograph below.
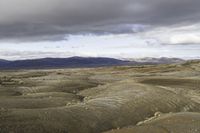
[0,60,200,133]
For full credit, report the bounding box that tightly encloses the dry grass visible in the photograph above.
[0,61,200,133]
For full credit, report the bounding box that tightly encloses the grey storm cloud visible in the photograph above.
[0,0,200,41]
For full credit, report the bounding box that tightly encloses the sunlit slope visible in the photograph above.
[0,60,199,133]
[104,112,200,133]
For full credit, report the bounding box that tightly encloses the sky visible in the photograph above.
[0,0,200,60]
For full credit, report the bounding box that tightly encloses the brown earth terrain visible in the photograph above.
[0,60,200,133]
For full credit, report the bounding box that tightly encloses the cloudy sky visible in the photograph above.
[0,0,200,60]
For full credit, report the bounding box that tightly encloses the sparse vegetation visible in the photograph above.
[0,61,200,133]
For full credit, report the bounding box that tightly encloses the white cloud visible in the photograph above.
[1,32,200,60]
[140,23,200,44]
[170,34,200,44]
[0,23,200,60]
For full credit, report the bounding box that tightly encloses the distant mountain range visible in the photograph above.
[0,57,185,69]
[127,57,185,64]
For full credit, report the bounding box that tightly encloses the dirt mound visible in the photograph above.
[0,61,200,133]
[104,112,200,133]
[0,81,199,133]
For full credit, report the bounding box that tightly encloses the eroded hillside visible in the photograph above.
[0,61,200,133]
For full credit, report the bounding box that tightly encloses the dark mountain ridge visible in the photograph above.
[0,57,185,69]
[0,57,130,69]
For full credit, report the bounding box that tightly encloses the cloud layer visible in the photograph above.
[1,0,200,41]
